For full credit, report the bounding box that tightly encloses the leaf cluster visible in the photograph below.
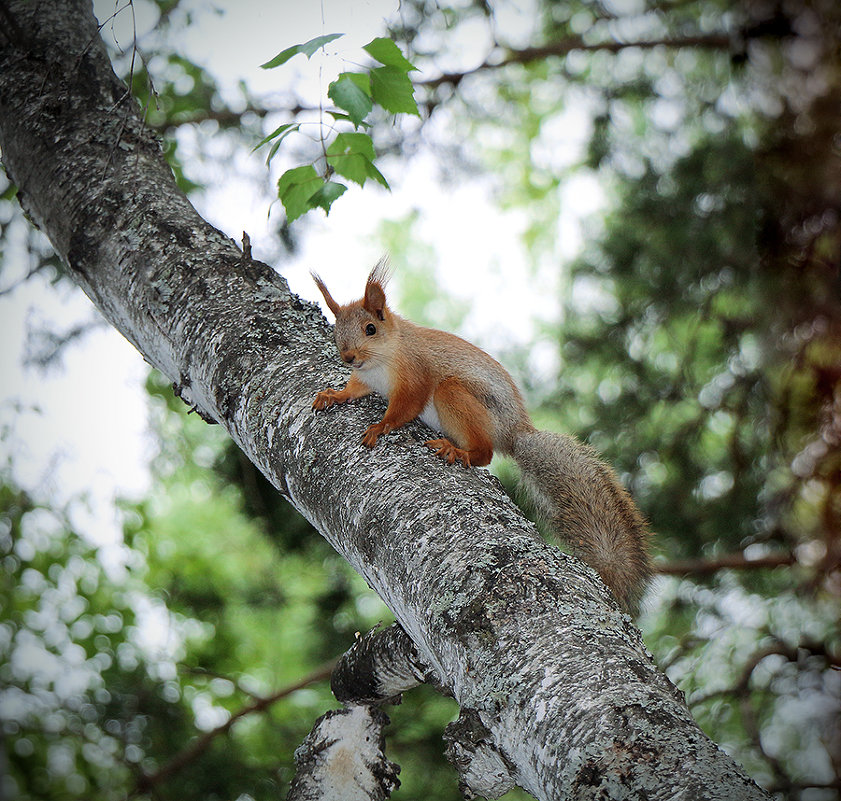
[258,35,418,222]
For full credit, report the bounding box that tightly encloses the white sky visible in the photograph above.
[0,0,599,554]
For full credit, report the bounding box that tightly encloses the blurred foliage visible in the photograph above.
[389,0,841,797]
[2,0,841,800]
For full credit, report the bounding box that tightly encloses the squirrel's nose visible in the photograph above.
[341,350,355,364]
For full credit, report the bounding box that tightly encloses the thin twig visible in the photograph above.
[655,551,796,576]
[132,659,336,795]
[419,33,733,90]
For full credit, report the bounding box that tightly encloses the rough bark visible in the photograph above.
[0,2,772,799]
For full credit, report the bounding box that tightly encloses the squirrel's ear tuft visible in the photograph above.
[368,256,392,288]
[311,271,342,316]
[364,257,390,321]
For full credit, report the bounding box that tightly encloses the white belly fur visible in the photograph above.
[357,364,443,434]
[420,400,442,433]
[357,362,391,398]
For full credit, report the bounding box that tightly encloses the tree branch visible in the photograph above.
[147,103,322,136]
[655,550,796,576]
[134,660,335,795]
[419,32,733,90]
[331,623,434,704]
[287,705,400,801]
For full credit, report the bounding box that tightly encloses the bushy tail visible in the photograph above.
[512,429,651,611]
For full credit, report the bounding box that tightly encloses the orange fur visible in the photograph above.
[311,264,652,610]
[427,377,494,467]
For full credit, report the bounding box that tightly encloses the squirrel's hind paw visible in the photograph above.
[425,438,472,467]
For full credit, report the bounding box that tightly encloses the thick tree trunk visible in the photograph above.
[0,2,771,799]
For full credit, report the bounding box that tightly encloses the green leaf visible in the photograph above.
[363,38,416,72]
[307,181,347,215]
[324,137,391,190]
[252,122,298,153]
[328,132,376,161]
[370,66,419,116]
[265,126,299,165]
[365,160,390,189]
[277,164,318,194]
[327,76,373,127]
[326,133,379,186]
[260,33,343,69]
[341,71,373,96]
[277,165,322,222]
[327,111,371,128]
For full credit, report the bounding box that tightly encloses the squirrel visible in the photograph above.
[311,260,651,611]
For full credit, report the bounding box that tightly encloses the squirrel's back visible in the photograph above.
[409,323,652,607]
[401,319,533,455]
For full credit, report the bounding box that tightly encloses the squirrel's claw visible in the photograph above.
[362,421,392,448]
[313,389,338,410]
[425,439,472,467]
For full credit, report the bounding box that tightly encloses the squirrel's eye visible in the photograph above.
[365,323,376,336]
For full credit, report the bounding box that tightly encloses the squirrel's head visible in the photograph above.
[312,259,394,370]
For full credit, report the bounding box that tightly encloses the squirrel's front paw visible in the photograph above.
[312,389,340,410]
[362,422,391,448]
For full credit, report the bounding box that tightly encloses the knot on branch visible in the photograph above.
[287,704,400,801]
[331,623,434,704]
[444,709,516,800]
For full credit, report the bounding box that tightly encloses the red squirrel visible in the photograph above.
[312,261,651,610]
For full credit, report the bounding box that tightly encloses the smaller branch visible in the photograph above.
[654,551,796,576]
[287,627,428,800]
[690,637,838,705]
[133,659,335,796]
[328,625,518,799]
[444,709,516,800]
[498,33,733,65]
[689,640,797,787]
[24,318,106,370]
[689,643,796,707]
[317,64,330,178]
[287,704,400,801]
[331,623,435,704]
[148,104,282,135]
